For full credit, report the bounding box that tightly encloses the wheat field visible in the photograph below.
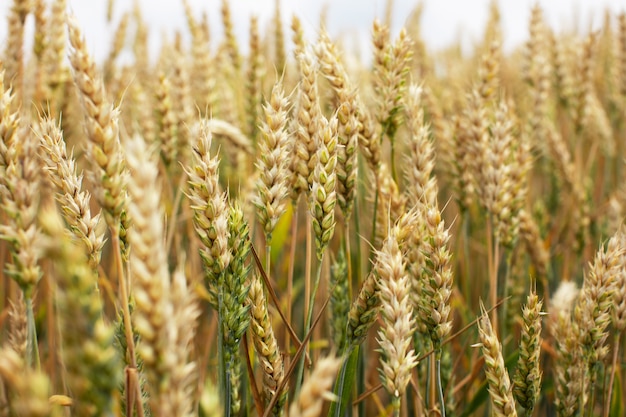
[1,0,626,416]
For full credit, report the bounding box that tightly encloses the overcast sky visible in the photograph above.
[1,0,625,62]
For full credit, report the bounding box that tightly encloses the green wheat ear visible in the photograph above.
[222,201,251,415]
[40,209,122,417]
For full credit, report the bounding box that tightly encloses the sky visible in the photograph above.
[1,0,625,63]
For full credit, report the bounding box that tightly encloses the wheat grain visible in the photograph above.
[67,14,130,241]
[40,208,121,417]
[291,49,321,202]
[376,227,418,410]
[37,116,105,271]
[186,123,231,300]
[254,82,291,242]
[289,355,341,417]
[0,347,50,417]
[513,289,544,412]
[310,114,338,259]
[477,303,518,417]
[248,274,287,417]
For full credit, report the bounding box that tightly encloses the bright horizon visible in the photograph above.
[1,0,625,63]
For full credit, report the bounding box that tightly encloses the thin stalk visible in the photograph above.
[218,282,230,417]
[261,288,332,417]
[125,367,137,417]
[604,333,622,417]
[165,169,188,254]
[265,242,271,284]
[358,341,366,417]
[345,223,353,300]
[494,237,500,332]
[461,210,471,304]
[369,174,381,267]
[353,192,365,417]
[294,256,324,396]
[111,230,137,369]
[354,150,365,287]
[25,296,40,370]
[285,206,298,366]
[250,244,307,362]
[45,270,57,383]
[353,186,363,287]
[304,216,312,338]
[435,349,446,417]
[112,228,140,416]
[390,134,398,184]
[486,217,498,331]
[243,336,263,417]
[133,368,146,417]
[500,250,513,342]
[426,354,433,411]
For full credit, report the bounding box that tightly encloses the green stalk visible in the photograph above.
[390,132,397,184]
[369,179,380,268]
[352,150,365,283]
[358,344,366,417]
[25,296,40,370]
[344,224,353,301]
[294,255,325,396]
[328,345,360,417]
[461,210,471,304]
[391,397,401,417]
[265,242,271,283]
[368,128,386,267]
[218,283,230,417]
[284,204,299,356]
[436,349,446,417]
[500,249,513,343]
[353,194,365,417]
[486,216,499,331]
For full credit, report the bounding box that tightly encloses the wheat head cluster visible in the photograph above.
[1,0,626,416]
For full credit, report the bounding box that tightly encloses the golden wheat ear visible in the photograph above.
[376,227,418,413]
[289,355,342,417]
[248,274,287,417]
[254,82,291,245]
[476,301,517,417]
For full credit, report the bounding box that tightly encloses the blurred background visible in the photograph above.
[1,0,625,63]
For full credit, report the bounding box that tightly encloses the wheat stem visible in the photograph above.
[436,351,446,417]
[603,333,621,417]
[295,256,324,396]
[25,297,40,371]
[285,206,298,369]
